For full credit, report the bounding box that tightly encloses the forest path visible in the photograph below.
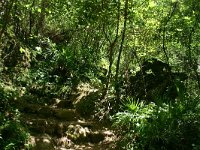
[16,84,117,150]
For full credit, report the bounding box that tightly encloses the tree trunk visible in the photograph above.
[115,0,128,100]
[0,0,15,41]
[37,0,49,34]
[102,0,121,99]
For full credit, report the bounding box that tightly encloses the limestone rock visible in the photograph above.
[31,134,55,150]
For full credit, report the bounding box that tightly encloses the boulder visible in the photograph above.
[128,58,187,103]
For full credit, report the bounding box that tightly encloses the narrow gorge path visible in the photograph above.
[16,85,117,150]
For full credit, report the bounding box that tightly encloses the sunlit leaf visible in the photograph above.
[149,1,156,8]
[37,8,42,13]
[19,47,25,53]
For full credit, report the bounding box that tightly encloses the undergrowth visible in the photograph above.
[112,95,200,150]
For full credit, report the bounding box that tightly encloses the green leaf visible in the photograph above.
[25,4,31,8]
[19,47,25,53]
[37,8,42,13]
[149,1,156,8]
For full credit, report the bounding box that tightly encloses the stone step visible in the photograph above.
[18,103,79,121]
[21,114,95,136]
[15,100,70,110]
[14,96,75,110]
[49,98,74,109]
[54,108,79,121]
[29,130,116,150]
[21,114,116,147]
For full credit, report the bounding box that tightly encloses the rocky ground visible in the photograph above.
[16,84,117,150]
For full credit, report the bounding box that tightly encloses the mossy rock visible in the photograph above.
[75,91,99,118]
[66,124,105,144]
[88,132,105,143]
[32,134,54,150]
[54,109,78,121]
[37,106,54,117]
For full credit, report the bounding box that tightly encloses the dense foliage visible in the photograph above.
[112,95,200,149]
[0,0,200,149]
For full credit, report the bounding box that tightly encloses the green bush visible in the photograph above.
[0,81,30,150]
[112,96,200,150]
[0,120,30,150]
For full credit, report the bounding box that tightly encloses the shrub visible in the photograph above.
[0,120,30,150]
[112,96,200,150]
[0,81,30,150]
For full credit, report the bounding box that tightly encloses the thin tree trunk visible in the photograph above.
[29,0,36,35]
[37,0,48,34]
[0,0,15,41]
[161,1,178,64]
[115,0,128,100]
[102,0,121,99]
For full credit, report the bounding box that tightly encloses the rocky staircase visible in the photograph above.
[16,93,116,150]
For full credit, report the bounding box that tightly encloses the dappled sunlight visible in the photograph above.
[16,86,117,149]
[1,0,199,149]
